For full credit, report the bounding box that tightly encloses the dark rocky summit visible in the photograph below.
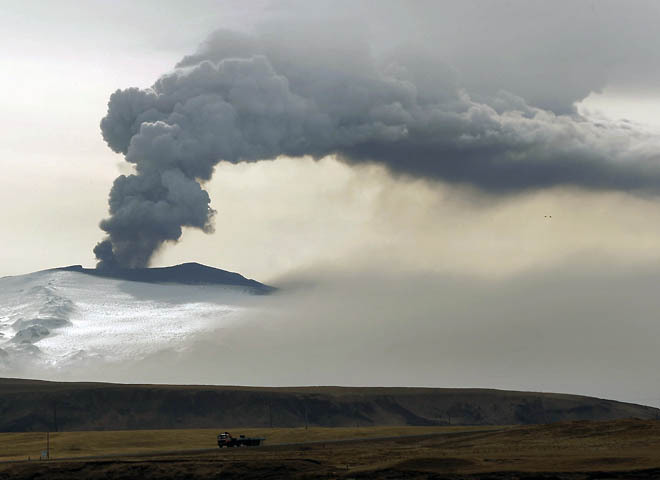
[55,262,274,293]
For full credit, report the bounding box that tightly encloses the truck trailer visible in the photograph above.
[217,431,265,448]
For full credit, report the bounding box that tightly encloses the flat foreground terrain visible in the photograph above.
[0,425,491,461]
[2,419,660,479]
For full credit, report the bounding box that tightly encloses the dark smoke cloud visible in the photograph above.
[274,0,660,114]
[95,28,660,268]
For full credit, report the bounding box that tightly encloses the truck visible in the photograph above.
[217,431,265,448]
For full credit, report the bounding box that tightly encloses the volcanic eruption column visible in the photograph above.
[94,30,660,269]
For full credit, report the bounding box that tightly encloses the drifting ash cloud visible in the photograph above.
[95,27,660,269]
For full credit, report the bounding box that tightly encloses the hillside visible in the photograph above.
[0,378,656,432]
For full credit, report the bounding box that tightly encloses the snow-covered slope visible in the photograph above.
[0,267,261,371]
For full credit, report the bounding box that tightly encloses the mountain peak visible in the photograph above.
[54,263,274,293]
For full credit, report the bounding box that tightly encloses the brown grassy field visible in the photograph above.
[2,419,660,478]
[0,425,497,461]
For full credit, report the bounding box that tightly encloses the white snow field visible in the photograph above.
[0,268,258,372]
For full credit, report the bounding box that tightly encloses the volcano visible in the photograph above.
[0,263,272,372]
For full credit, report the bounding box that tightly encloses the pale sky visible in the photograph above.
[3,0,660,405]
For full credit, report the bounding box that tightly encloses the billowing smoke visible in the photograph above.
[95,28,660,269]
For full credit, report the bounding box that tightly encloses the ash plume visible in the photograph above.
[95,28,660,269]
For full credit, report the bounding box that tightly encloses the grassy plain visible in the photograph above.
[0,425,497,461]
[2,420,660,478]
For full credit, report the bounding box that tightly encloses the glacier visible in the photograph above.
[0,268,260,372]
